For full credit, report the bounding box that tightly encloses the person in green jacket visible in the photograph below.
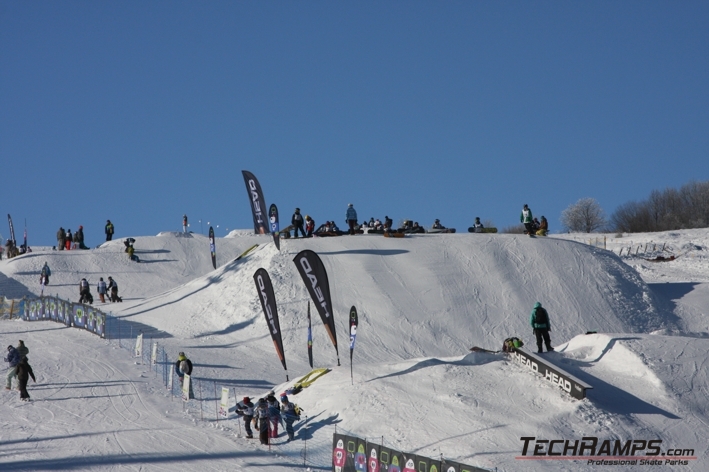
[520,204,534,235]
[530,302,553,353]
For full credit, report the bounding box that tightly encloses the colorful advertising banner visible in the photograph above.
[219,387,230,418]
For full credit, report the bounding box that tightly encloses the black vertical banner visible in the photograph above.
[253,268,288,380]
[209,226,216,269]
[349,305,358,384]
[8,214,16,243]
[293,249,340,365]
[241,170,269,234]
[269,204,280,251]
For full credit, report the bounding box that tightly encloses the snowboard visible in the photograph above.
[427,228,456,234]
[467,227,498,233]
[235,244,259,260]
[469,346,501,354]
[383,231,405,238]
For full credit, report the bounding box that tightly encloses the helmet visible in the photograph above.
[348,203,353,207]
[295,208,300,212]
[435,219,440,222]
[305,215,310,219]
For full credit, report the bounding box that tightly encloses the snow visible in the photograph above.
[1,229,708,470]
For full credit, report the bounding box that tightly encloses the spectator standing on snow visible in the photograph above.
[4,345,20,390]
[530,302,553,353]
[97,277,107,303]
[255,398,270,445]
[107,276,120,302]
[75,226,88,249]
[267,394,281,438]
[291,208,305,238]
[182,215,188,233]
[65,229,72,250]
[473,217,484,233]
[520,204,534,235]
[40,262,51,286]
[346,204,358,235]
[236,396,255,438]
[15,356,35,401]
[57,227,66,251]
[105,220,114,241]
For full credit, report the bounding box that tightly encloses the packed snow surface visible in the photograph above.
[1,229,708,471]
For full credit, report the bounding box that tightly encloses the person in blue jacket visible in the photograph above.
[4,345,20,390]
[346,203,358,235]
[530,302,553,353]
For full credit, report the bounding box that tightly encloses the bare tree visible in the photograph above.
[561,198,607,233]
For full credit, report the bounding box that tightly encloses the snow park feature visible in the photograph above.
[0,228,708,470]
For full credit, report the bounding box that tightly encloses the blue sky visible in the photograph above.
[1,1,707,246]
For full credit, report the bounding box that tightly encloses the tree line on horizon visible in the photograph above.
[557,180,709,234]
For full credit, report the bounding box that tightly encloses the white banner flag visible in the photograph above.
[151,342,158,365]
[134,333,143,358]
[219,387,229,418]
[182,373,191,401]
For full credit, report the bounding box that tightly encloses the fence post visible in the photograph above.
[199,379,204,421]
[10,299,15,319]
[214,381,219,424]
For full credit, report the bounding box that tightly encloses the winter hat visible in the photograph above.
[100,277,103,281]
[348,203,353,207]
[243,396,250,403]
[178,352,186,360]
[79,225,83,229]
[281,395,288,403]
[534,302,542,308]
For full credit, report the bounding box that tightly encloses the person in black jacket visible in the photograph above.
[291,208,305,238]
[105,220,114,241]
[16,356,36,401]
[175,352,194,399]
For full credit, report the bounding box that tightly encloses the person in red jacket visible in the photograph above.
[305,215,315,238]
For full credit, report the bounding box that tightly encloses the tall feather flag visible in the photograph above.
[241,170,269,235]
[293,249,340,366]
[349,306,358,384]
[208,226,216,269]
[307,301,313,368]
[7,214,16,244]
[253,268,288,381]
[269,204,280,251]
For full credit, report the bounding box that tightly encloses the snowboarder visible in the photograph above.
[346,203,358,235]
[255,398,270,445]
[175,352,194,399]
[182,215,188,233]
[127,245,140,262]
[105,220,114,241]
[15,356,35,401]
[291,208,305,238]
[305,215,315,238]
[530,302,553,353]
[473,217,484,233]
[384,216,393,231]
[57,227,66,251]
[4,345,20,390]
[107,276,120,302]
[236,396,255,438]
[536,216,548,236]
[40,262,51,286]
[97,277,107,303]
[79,278,93,304]
[520,204,534,235]
[432,219,445,229]
[280,395,300,441]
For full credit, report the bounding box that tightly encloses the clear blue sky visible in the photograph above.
[1,1,707,246]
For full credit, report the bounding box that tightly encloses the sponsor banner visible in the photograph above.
[182,373,191,401]
[253,268,287,373]
[151,342,158,365]
[135,333,143,358]
[219,387,230,418]
[7,214,15,243]
[511,348,592,400]
[354,437,368,472]
[241,170,269,234]
[388,448,405,472]
[269,204,280,251]
[293,250,339,358]
[47,297,58,322]
[367,443,380,472]
[72,303,87,329]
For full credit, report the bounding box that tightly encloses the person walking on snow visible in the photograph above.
[236,396,255,438]
[79,278,93,304]
[105,220,114,241]
[267,395,281,438]
[40,262,51,286]
[280,395,300,441]
[520,204,534,235]
[305,215,315,238]
[175,352,194,399]
[530,302,553,353]
[15,356,35,401]
[4,345,20,390]
[255,398,270,445]
[107,276,120,302]
[97,277,107,303]
[346,203,358,235]
[291,208,305,238]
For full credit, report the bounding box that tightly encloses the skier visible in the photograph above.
[79,278,93,304]
[4,345,20,390]
[255,398,270,445]
[40,262,51,286]
[473,217,484,233]
[174,352,194,399]
[280,395,300,441]
[291,208,305,238]
[57,227,66,251]
[15,356,35,401]
[530,302,553,353]
[346,203,358,235]
[236,396,255,438]
[97,277,107,303]
[182,215,188,233]
[305,215,315,238]
[105,220,114,241]
[520,204,534,235]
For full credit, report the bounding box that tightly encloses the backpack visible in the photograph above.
[293,404,302,418]
[502,337,524,352]
[533,307,548,326]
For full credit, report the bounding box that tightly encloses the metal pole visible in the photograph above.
[199,379,204,421]
[214,381,219,424]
